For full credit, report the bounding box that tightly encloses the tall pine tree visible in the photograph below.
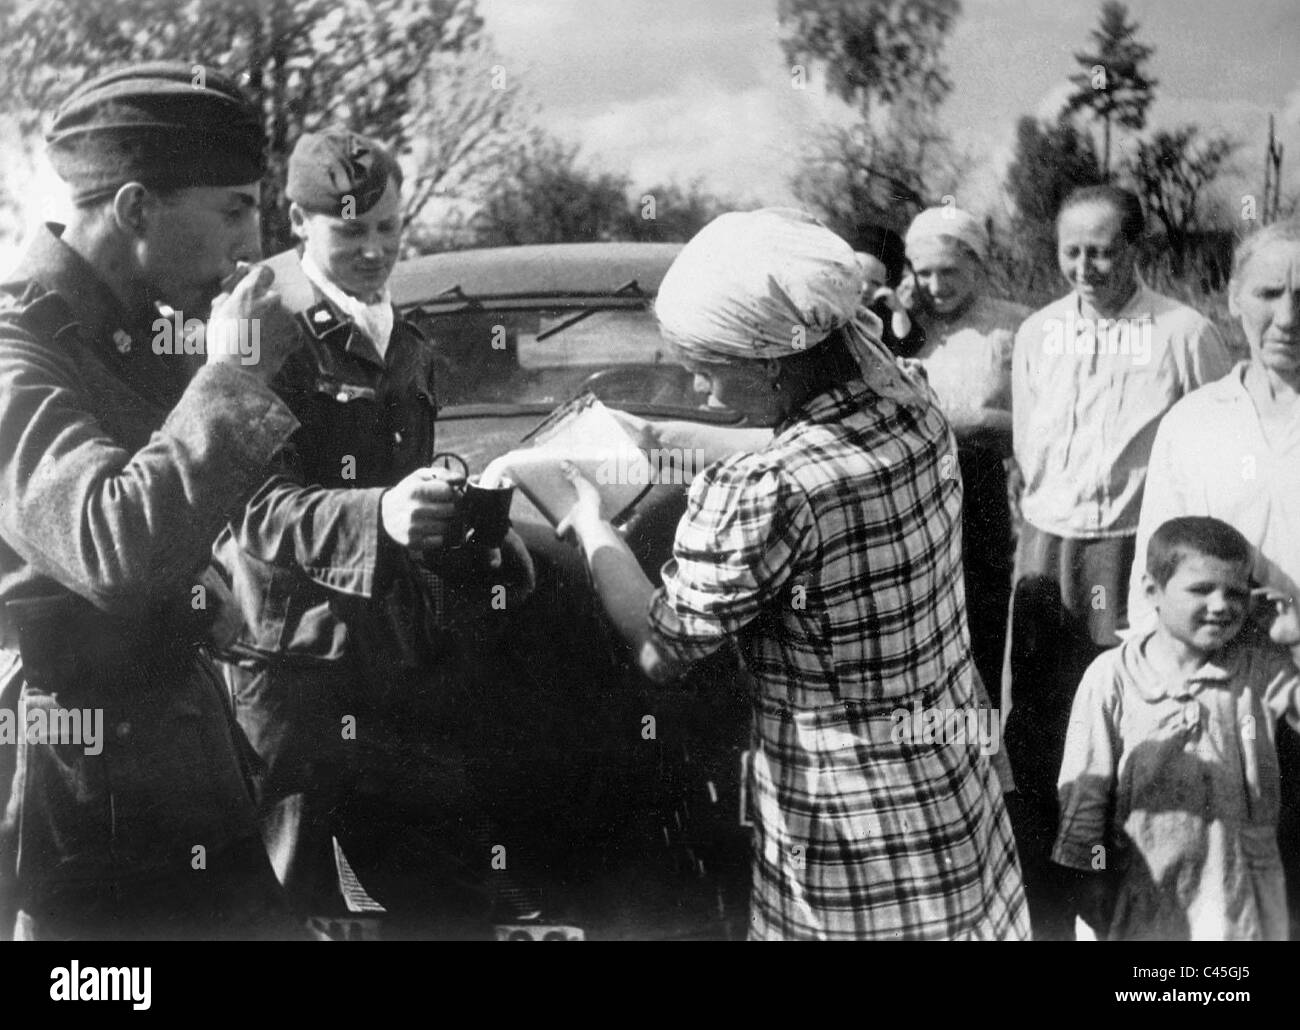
[1065,1,1157,181]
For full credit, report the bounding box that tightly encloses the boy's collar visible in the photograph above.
[1130,628,1238,701]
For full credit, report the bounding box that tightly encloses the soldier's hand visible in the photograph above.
[381,466,464,550]
[206,263,299,383]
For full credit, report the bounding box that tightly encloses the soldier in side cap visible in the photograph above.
[211,130,537,936]
[0,61,306,940]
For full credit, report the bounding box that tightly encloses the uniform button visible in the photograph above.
[115,720,132,741]
[336,390,350,403]
[313,309,331,324]
[393,430,403,444]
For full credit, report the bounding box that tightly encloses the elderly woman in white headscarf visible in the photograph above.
[901,206,1030,695]
[557,208,1029,940]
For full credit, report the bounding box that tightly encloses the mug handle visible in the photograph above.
[430,451,469,483]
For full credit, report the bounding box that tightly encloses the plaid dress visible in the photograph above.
[649,377,1030,940]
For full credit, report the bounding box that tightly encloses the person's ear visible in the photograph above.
[288,202,309,241]
[1227,282,1242,319]
[762,357,782,387]
[110,182,150,236]
[1143,571,1160,606]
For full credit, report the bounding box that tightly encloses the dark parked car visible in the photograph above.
[383,243,755,940]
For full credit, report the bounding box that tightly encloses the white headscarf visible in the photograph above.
[654,208,920,401]
[905,206,989,263]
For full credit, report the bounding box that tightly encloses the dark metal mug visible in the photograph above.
[429,452,514,548]
[462,474,516,548]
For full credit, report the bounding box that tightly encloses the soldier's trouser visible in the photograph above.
[225,658,535,928]
[14,835,301,941]
[224,661,353,916]
[2,626,296,942]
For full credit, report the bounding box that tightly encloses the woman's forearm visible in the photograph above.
[572,517,683,682]
[573,519,656,650]
[656,421,772,467]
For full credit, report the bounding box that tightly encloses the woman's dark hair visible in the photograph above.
[1058,184,1145,245]
[779,325,861,392]
[852,225,907,287]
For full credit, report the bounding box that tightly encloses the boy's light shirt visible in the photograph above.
[300,251,394,359]
[1054,626,1300,939]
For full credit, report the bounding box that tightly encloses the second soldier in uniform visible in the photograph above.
[213,130,535,936]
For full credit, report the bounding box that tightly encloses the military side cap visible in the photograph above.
[286,131,402,217]
[46,61,266,205]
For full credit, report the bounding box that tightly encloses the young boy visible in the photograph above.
[1053,516,1300,940]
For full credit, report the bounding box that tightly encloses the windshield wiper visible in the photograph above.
[534,279,645,341]
[413,284,481,315]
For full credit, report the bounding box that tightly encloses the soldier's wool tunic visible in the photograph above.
[0,223,299,939]
[212,254,534,920]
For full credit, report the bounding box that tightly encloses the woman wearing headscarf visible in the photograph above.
[901,206,1029,694]
[557,208,1029,940]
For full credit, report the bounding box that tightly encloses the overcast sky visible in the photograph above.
[480,0,1300,218]
[3,0,1295,272]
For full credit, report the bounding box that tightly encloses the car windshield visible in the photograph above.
[415,304,708,413]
